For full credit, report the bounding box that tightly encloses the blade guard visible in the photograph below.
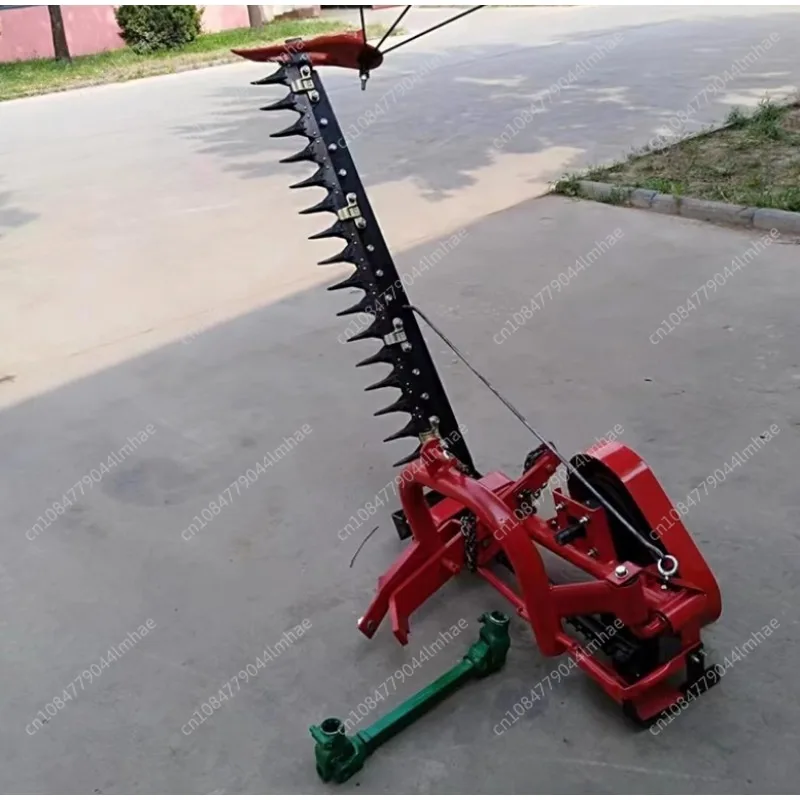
[579,440,722,627]
[233,31,383,72]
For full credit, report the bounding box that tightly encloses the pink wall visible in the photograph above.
[0,5,54,62]
[63,6,125,58]
[0,5,252,64]
[200,6,250,34]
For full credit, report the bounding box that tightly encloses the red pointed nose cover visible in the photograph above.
[233,31,383,72]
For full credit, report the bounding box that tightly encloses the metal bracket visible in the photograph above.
[384,318,410,350]
[290,64,319,100]
[337,193,366,227]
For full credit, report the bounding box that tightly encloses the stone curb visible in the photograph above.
[572,180,800,237]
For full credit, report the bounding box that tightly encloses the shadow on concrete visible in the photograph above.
[2,190,800,792]
[0,184,37,237]
[172,11,800,198]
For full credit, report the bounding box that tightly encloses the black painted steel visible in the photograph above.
[256,53,476,473]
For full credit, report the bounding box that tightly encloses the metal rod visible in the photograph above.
[375,5,410,51]
[380,6,485,56]
[405,304,673,569]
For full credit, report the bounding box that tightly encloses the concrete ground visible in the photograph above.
[1,5,800,794]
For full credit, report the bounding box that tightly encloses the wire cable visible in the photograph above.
[405,304,677,577]
[379,6,485,56]
[375,5,410,52]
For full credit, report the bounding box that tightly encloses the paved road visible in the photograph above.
[2,5,799,397]
[1,6,800,793]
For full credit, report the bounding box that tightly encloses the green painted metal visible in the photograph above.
[310,611,511,783]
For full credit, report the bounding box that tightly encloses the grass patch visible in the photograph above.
[0,19,393,102]
[574,99,800,213]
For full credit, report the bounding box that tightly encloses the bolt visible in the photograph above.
[328,143,338,152]
[614,565,628,578]
[319,117,328,126]
[355,218,367,229]
[421,393,430,400]
[401,343,413,352]
[588,548,598,558]
[309,91,319,102]
[366,244,375,252]
[338,169,347,177]
[412,368,420,375]
[375,269,383,277]
[554,502,565,512]
[392,318,402,326]
[579,516,589,525]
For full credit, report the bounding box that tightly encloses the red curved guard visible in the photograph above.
[232,31,383,72]
[586,440,722,627]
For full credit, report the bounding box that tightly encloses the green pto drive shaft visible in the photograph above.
[310,611,511,784]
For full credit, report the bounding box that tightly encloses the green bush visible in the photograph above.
[115,6,204,54]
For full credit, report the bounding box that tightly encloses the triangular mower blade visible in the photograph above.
[393,445,423,468]
[355,346,395,368]
[336,295,374,318]
[290,167,330,190]
[299,193,336,216]
[252,66,288,86]
[270,118,310,139]
[384,418,426,443]
[365,370,403,392]
[319,243,359,266]
[374,395,415,417]
[348,319,384,343]
[261,94,297,112]
[309,221,348,241]
[280,143,319,165]
[327,271,368,292]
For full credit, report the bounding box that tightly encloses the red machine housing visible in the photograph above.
[359,438,722,723]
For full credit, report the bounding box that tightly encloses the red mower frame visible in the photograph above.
[358,439,722,723]
[236,23,724,727]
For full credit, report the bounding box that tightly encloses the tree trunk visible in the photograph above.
[247,6,266,28]
[47,6,71,63]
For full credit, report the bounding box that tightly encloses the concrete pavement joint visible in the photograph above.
[567,180,800,237]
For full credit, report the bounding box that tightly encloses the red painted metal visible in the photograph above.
[359,439,722,721]
[233,31,383,72]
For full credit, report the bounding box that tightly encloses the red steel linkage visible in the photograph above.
[358,439,722,723]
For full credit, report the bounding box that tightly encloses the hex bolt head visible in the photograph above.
[614,565,628,578]
[320,117,329,126]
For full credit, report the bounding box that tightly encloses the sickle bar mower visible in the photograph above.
[236,33,722,725]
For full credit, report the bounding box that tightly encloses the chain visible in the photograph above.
[460,512,478,572]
